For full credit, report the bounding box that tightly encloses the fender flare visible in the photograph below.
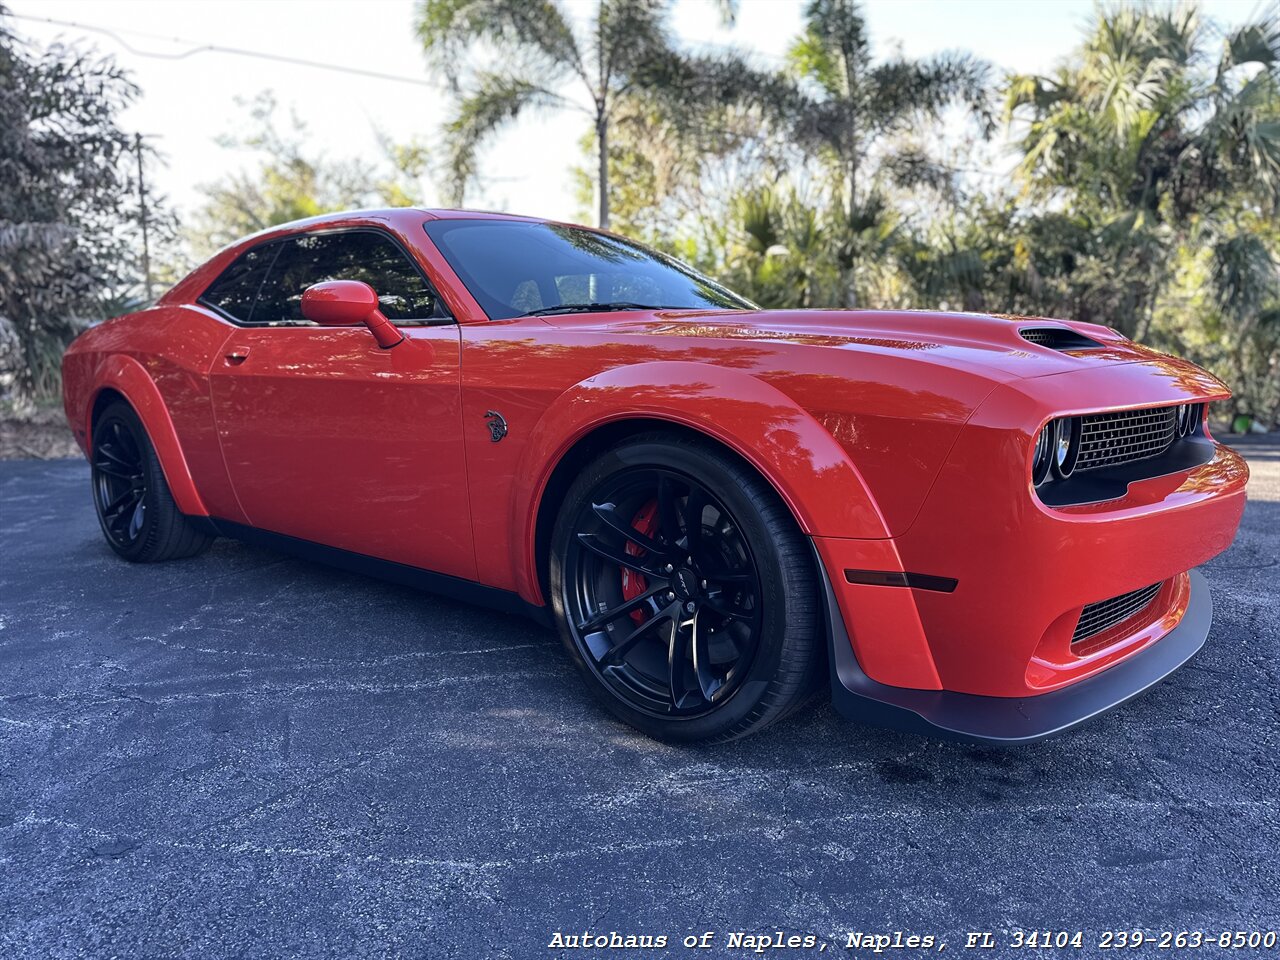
[510,360,891,602]
[87,355,209,517]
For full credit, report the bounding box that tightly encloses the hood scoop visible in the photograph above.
[1019,327,1103,351]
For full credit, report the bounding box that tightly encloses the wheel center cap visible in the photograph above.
[672,567,698,600]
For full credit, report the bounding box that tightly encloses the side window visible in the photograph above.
[251,231,443,326]
[199,243,278,322]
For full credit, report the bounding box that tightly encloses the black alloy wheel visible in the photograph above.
[564,467,763,717]
[91,401,215,563]
[551,433,822,742]
[93,414,149,550]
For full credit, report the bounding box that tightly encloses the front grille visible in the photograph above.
[1072,582,1163,645]
[1076,405,1178,471]
[1020,327,1101,350]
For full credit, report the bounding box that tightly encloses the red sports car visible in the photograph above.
[62,208,1248,744]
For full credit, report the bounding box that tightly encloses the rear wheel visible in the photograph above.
[549,433,822,742]
[91,401,214,562]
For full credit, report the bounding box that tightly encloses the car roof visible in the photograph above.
[260,207,551,230]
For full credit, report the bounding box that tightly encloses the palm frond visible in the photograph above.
[867,50,992,134]
[1223,16,1280,72]
[787,0,869,101]
[597,0,670,86]
[443,73,568,203]
[1211,232,1277,322]
[415,0,585,88]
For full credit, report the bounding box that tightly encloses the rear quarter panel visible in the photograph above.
[62,307,242,521]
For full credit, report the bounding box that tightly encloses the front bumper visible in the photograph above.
[822,564,1213,744]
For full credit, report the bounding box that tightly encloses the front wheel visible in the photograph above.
[549,433,822,743]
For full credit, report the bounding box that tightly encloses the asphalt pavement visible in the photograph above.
[1,438,1277,958]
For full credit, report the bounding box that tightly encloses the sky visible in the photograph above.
[7,0,1275,227]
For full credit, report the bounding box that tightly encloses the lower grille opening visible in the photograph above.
[1072,582,1163,646]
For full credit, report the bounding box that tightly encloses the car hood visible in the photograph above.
[554,307,1174,382]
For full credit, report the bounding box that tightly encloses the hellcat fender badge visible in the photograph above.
[484,410,509,442]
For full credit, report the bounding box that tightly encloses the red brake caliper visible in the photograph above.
[621,499,660,624]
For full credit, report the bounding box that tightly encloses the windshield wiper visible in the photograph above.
[519,302,677,317]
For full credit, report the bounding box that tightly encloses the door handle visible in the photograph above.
[224,349,249,365]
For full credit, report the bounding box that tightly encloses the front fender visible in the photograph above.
[510,360,891,603]
[85,355,209,517]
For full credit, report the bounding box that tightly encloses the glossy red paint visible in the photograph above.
[301,279,404,349]
[62,208,1248,722]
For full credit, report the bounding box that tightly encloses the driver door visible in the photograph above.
[207,229,476,582]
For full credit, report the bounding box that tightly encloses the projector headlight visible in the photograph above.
[1032,421,1054,485]
[1176,403,1193,437]
[1052,416,1081,479]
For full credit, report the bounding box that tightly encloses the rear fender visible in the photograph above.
[87,356,209,517]
[510,360,891,602]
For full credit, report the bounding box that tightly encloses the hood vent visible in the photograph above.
[1020,327,1102,350]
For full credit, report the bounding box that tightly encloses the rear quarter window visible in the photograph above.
[199,243,278,322]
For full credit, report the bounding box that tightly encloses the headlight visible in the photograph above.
[1032,422,1054,485]
[1033,416,1081,486]
[1176,403,1202,437]
[1052,416,1081,479]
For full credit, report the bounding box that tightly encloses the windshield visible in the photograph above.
[422,219,756,320]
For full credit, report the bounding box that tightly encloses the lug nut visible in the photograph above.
[667,591,676,600]
[700,579,707,589]
[665,563,674,573]
[684,601,696,613]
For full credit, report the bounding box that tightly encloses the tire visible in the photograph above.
[549,432,822,742]
[91,400,215,563]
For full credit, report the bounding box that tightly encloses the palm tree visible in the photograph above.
[1005,4,1280,345]
[1006,6,1280,216]
[780,0,991,305]
[415,0,741,229]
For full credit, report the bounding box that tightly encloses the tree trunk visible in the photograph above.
[596,112,610,231]
[845,153,858,308]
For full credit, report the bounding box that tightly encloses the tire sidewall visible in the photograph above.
[549,437,799,742]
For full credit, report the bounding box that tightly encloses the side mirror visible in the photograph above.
[300,280,404,349]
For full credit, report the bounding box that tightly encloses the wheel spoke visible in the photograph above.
[682,487,707,556]
[702,559,754,584]
[599,601,679,665]
[106,495,138,536]
[590,502,670,558]
[576,532,664,577]
[103,487,139,517]
[97,441,133,469]
[656,475,683,547]
[690,612,723,702]
[577,585,665,633]
[703,596,751,622]
[94,458,135,480]
[127,500,145,539]
[111,422,141,462]
[110,423,129,456]
[667,614,694,709]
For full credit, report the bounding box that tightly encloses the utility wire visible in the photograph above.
[8,12,438,88]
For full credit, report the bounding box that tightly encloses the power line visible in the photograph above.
[7,12,439,88]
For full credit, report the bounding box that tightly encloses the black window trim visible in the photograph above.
[197,226,456,329]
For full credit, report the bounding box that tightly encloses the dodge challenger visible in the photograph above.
[61,208,1249,744]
